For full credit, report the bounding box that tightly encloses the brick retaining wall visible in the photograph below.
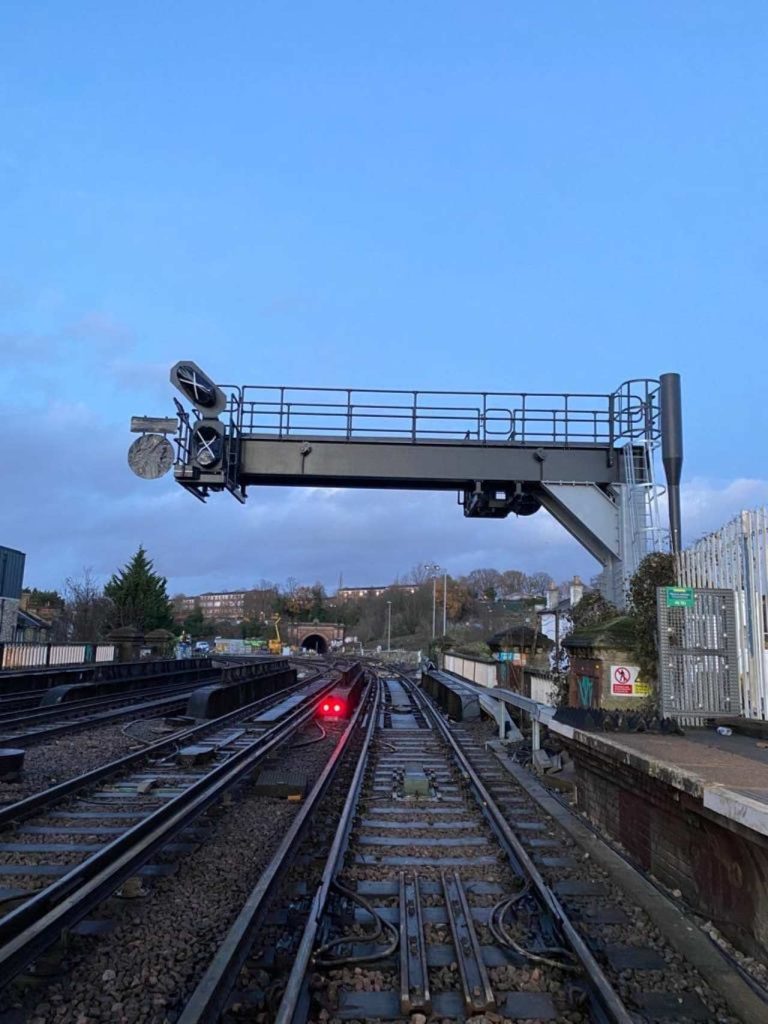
[569,741,768,959]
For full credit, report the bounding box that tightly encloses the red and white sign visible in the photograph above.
[610,664,646,697]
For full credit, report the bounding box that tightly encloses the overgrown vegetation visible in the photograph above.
[568,590,618,632]
[628,551,677,684]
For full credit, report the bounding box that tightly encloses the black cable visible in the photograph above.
[293,719,327,748]
[489,886,579,972]
[313,881,399,966]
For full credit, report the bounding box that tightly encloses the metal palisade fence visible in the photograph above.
[677,508,768,720]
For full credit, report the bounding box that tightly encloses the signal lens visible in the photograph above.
[322,703,330,712]
[333,704,341,713]
[177,364,219,408]
[192,423,224,468]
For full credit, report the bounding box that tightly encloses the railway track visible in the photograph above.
[0,680,199,746]
[0,655,316,747]
[0,665,354,988]
[0,659,239,747]
[1,663,759,1023]
[172,669,749,1024]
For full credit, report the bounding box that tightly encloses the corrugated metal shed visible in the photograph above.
[0,546,25,599]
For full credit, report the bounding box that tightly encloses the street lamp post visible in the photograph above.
[386,600,391,652]
[425,563,440,638]
[442,571,448,636]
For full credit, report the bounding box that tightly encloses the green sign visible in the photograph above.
[665,587,695,608]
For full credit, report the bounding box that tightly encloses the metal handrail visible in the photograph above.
[211,378,659,448]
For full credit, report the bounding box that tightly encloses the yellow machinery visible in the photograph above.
[268,614,282,655]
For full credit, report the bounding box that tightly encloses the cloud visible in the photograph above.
[680,476,768,544]
[107,358,172,402]
[64,313,135,351]
[1,332,52,359]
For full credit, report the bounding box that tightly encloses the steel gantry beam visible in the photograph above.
[129,366,683,607]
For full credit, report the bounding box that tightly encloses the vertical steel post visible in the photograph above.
[660,372,683,553]
[442,572,448,635]
[387,601,391,652]
[432,577,437,639]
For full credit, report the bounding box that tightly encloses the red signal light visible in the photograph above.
[319,696,346,717]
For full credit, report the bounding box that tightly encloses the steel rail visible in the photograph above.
[0,668,325,828]
[406,674,634,1024]
[177,674,375,1024]
[0,688,197,746]
[0,679,197,726]
[0,693,51,713]
[273,677,380,1024]
[0,676,343,987]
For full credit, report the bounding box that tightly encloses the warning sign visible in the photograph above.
[610,664,649,698]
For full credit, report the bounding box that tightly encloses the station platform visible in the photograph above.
[547,717,768,960]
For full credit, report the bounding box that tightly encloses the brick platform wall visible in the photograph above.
[569,742,768,959]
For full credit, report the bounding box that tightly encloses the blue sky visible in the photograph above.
[2,2,767,595]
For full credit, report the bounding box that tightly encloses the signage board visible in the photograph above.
[610,664,650,698]
[665,587,696,608]
[497,651,526,664]
[130,416,179,434]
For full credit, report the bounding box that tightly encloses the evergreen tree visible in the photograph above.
[104,546,174,631]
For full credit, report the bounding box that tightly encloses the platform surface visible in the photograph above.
[548,721,768,838]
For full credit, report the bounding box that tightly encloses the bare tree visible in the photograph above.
[465,568,502,600]
[61,569,114,641]
[521,571,556,597]
[407,564,435,585]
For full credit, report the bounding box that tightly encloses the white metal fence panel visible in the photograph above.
[529,672,558,705]
[0,642,117,670]
[444,653,498,688]
[48,644,86,665]
[1,644,47,669]
[677,509,768,720]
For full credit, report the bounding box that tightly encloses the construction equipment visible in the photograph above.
[268,614,282,655]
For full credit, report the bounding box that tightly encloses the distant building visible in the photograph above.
[174,591,248,623]
[336,584,418,601]
[16,607,52,643]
